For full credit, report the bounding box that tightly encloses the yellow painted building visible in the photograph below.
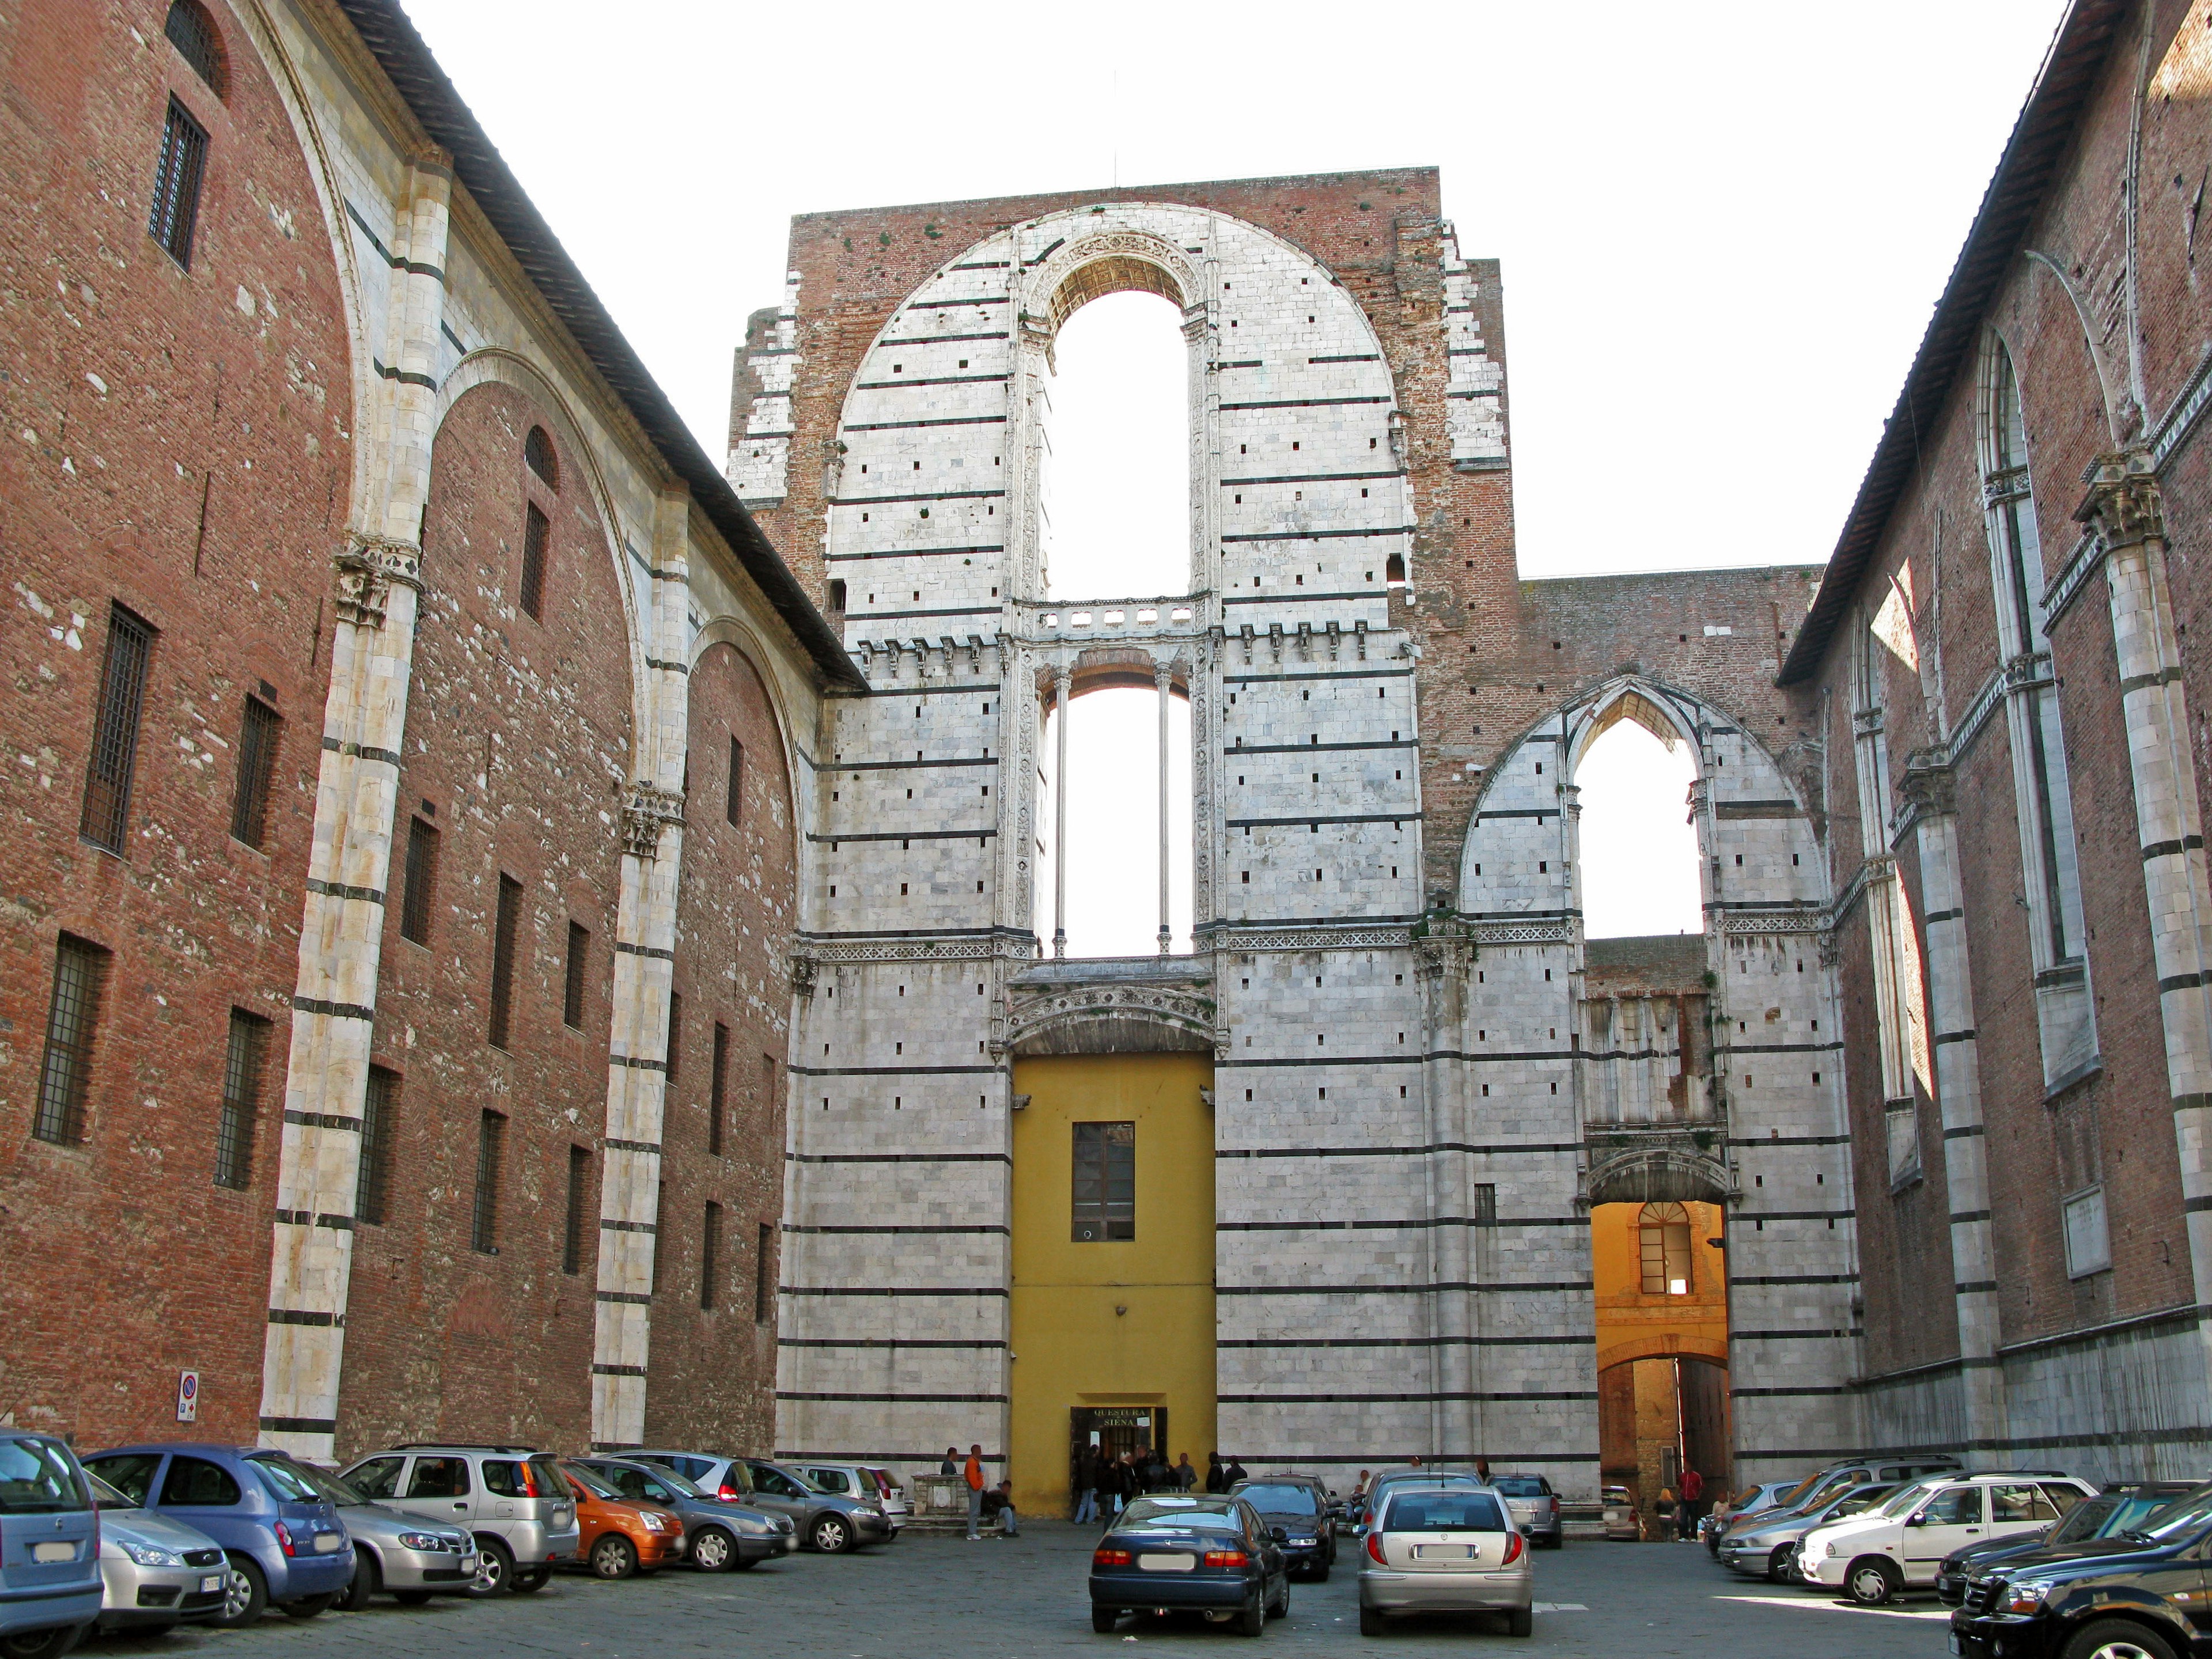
[1008,1053,1216,1517]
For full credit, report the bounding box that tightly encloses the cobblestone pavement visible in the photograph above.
[77,1525,1951,1658]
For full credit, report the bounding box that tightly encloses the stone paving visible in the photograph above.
[77,1524,1951,1658]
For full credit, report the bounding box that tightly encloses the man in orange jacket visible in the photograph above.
[964,1444,986,1541]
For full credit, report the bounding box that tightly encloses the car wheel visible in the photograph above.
[1504,1606,1533,1638]
[214,1554,268,1628]
[470,1536,514,1596]
[393,1591,433,1607]
[1237,1596,1266,1638]
[810,1514,852,1554]
[2059,1621,2181,1659]
[282,1593,336,1619]
[590,1535,638,1580]
[1092,1607,1119,1634]
[1359,1606,1386,1637]
[335,1546,378,1612]
[1846,1556,1902,1606]
[1766,1544,1794,1584]
[1268,1578,1289,1619]
[0,1627,86,1659]
[691,1526,737,1572]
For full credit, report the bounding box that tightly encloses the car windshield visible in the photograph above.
[2045,1497,2119,1543]
[1491,1478,1548,1498]
[1117,1498,1238,1532]
[1775,1472,1825,1509]
[86,1472,135,1509]
[2127,1484,2212,1543]
[257,1459,365,1508]
[1382,1493,1507,1533]
[637,1465,704,1498]
[1873,1479,1945,1518]
[564,1464,622,1500]
[0,1438,86,1514]
[252,1458,322,1504]
[1237,1484,1317,1515]
[1827,1484,1897,1520]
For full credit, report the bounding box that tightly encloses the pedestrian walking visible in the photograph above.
[1678,1465,1705,1541]
[1072,1449,1099,1525]
[1204,1452,1226,1494]
[963,1444,986,1540]
[1174,1452,1197,1491]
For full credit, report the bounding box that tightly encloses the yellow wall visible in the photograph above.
[1590,1200,1729,1373]
[1009,1053,1215,1517]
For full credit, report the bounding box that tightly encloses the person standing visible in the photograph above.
[1653,1486,1677,1543]
[1143,1447,1168,1493]
[941,1447,959,1476]
[1175,1452,1197,1491]
[1475,1458,1493,1484]
[1223,1454,1248,1487]
[1204,1453,1226,1494]
[1073,1449,1099,1525]
[964,1444,986,1541]
[1679,1465,1704,1541]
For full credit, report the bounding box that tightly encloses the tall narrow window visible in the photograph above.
[81,605,155,853]
[827,578,847,612]
[33,934,108,1145]
[700,1202,722,1310]
[1638,1202,1694,1295]
[488,874,521,1049]
[754,1222,774,1322]
[524,425,558,488]
[519,503,549,621]
[709,1022,729,1156]
[1071,1120,1135,1241]
[164,1,225,93]
[760,1052,777,1122]
[472,1109,505,1253]
[147,98,209,268]
[399,817,438,944]
[652,1180,666,1294]
[356,1067,396,1226]
[726,737,744,826]
[665,990,683,1084]
[229,695,281,848]
[563,921,589,1029]
[563,1145,590,1275]
[213,1009,268,1189]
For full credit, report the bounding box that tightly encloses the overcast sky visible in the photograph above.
[398,0,2070,949]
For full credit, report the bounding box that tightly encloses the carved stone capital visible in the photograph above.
[2075,448,2163,553]
[333,534,422,628]
[620,782,687,858]
[1896,749,1956,824]
[790,955,817,1000]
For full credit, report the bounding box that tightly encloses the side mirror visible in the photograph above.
[1904,1513,1926,1528]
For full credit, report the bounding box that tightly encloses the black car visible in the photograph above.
[1936,1482,2196,1607]
[1228,1476,1336,1580]
[1089,1495,1290,1636]
[1950,1479,2212,1659]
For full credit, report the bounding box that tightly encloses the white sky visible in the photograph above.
[397,0,2068,949]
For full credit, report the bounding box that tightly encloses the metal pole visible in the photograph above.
[1156,657,1173,955]
[1053,665,1070,959]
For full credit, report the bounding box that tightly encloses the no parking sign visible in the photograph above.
[176,1370,198,1423]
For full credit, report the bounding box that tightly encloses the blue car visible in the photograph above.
[82,1445,354,1627]
[0,1433,102,1658]
[1089,1494,1290,1636]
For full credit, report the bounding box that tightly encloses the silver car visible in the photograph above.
[87,1472,229,1634]
[268,1459,478,1609]
[786,1463,908,1528]
[1718,1480,1900,1582]
[338,1445,578,1594]
[1490,1475,1562,1549]
[1358,1483,1533,1638]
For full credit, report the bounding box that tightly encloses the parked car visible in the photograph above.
[83,1469,228,1635]
[629,1450,752,1503]
[259,1457,476,1611]
[732,1459,895,1554]
[1797,1471,2098,1604]
[338,1444,579,1596]
[1358,1482,1532,1638]
[1090,1494,1290,1636]
[1719,1481,1899,1581]
[787,1461,909,1527]
[1488,1476,1562,1550]
[82,1444,354,1628]
[1703,1479,1796,1552]
[1950,1478,2212,1659]
[556,1465,688,1580]
[1601,1485,1643,1542]
[1352,1468,1486,1533]
[1938,1479,2199,1608]
[1,1432,103,1658]
[569,1457,793,1570]
[1227,1475,1336,1579]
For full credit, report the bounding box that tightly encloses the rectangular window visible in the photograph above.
[1071,1120,1135,1241]
[1639,1211,1694,1296]
[2063,1185,2111,1278]
[701,1202,721,1310]
[80,604,155,853]
[356,1066,396,1226]
[213,1009,269,1189]
[761,1052,777,1120]
[148,97,209,268]
[33,934,109,1145]
[471,1109,505,1253]
[709,1021,729,1156]
[726,737,744,825]
[1471,1184,1497,1226]
[488,874,521,1049]
[229,695,281,848]
[754,1221,774,1321]
[563,920,588,1029]
[665,990,682,1084]
[563,1145,590,1275]
[519,502,548,620]
[399,817,438,944]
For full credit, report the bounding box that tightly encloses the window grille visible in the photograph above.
[665,990,682,1083]
[701,1202,721,1310]
[709,1021,729,1156]
[727,737,744,825]
[520,503,549,620]
[229,695,280,847]
[563,921,588,1029]
[472,1109,505,1253]
[81,605,155,852]
[33,934,108,1144]
[1638,1201,1694,1295]
[524,426,558,488]
[1071,1120,1135,1241]
[356,1066,396,1225]
[563,1145,590,1275]
[164,0,224,92]
[213,1008,268,1188]
[754,1222,774,1321]
[148,98,209,268]
[488,874,521,1049]
[399,817,438,944]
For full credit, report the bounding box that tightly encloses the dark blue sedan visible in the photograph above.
[1089,1495,1289,1637]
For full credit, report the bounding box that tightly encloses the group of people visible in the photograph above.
[1652,1465,1709,1541]
[942,1445,1022,1541]
[1070,1448,1250,1522]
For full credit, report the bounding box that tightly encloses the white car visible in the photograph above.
[1797,1472,2094,1604]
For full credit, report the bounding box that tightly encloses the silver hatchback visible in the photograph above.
[1358,1483,1533,1638]
[339,1445,577,1594]
[268,1459,478,1608]
[86,1474,228,1635]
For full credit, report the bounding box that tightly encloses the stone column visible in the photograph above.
[1052,665,1070,958]
[1416,920,1476,1457]
[257,153,450,1461]
[2078,450,2212,1382]
[589,483,693,1450]
[1157,657,1174,955]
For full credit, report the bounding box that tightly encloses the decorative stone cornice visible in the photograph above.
[1000,980,1221,1059]
[2075,448,2164,553]
[1895,748,1957,824]
[620,782,686,858]
[332,534,422,628]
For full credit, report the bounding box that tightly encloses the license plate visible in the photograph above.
[1414,1544,1476,1559]
[201,1575,224,1594]
[1138,1553,1194,1572]
[313,1532,343,1552]
[1949,1638,1961,1656]
[31,1542,74,1563]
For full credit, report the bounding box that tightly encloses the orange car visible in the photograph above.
[559,1463,688,1578]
